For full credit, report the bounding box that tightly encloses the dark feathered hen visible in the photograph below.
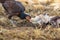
[2,1,31,22]
[0,0,15,3]
[2,1,31,20]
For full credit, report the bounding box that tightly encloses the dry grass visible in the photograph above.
[0,26,60,40]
